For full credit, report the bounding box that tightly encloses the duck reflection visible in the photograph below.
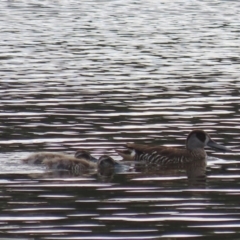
[132,158,207,187]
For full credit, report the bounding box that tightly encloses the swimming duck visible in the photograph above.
[116,129,231,165]
[23,150,119,173]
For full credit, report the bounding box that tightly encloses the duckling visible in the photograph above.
[23,150,120,174]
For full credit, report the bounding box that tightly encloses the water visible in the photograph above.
[0,0,240,239]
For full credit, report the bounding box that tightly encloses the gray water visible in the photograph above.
[1,0,240,239]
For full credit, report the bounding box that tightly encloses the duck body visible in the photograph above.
[116,130,231,166]
[118,144,206,165]
[42,156,96,172]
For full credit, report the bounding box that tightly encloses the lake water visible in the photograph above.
[0,0,240,239]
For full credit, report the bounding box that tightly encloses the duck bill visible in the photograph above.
[207,139,231,152]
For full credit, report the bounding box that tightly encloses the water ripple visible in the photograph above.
[1,0,240,239]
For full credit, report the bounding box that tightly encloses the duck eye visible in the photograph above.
[196,132,206,142]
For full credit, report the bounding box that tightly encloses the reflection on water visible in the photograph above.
[1,0,240,239]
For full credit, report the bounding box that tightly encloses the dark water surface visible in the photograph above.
[1,0,240,239]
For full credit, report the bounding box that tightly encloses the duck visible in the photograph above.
[23,150,119,173]
[116,129,231,165]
